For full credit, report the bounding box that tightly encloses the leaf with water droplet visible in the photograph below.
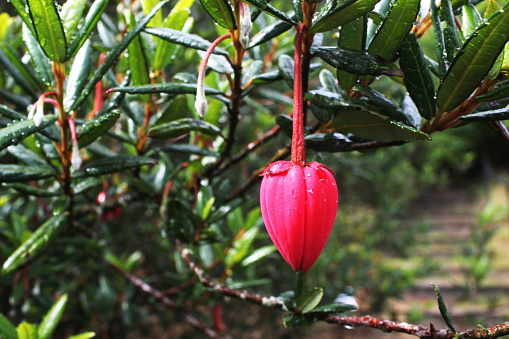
[74,156,157,178]
[0,115,57,152]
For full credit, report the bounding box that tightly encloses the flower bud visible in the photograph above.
[240,2,252,49]
[260,161,338,273]
[194,81,208,117]
[33,98,45,127]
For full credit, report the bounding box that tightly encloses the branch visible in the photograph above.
[488,121,509,142]
[105,260,219,338]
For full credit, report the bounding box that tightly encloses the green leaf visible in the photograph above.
[309,302,357,315]
[127,12,151,102]
[27,0,67,62]
[0,105,26,121]
[278,54,295,88]
[283,313,314,328]
[225,227,259,267]
[337,15,366,92]
[296,287,323,314]
[310,0,381,33]
[148,118,221,139]
[0,115,58,152]
[69,1,167,111]
[8,0,36,38]
[67,333,96,339]
[38,294,68,339]
[74,156,156,178]
[436,2,509,112]
[367,0,420,61]
[146,26,229,58]
[430,0,448,78]
[294,0,304,22]
[399,33,436,120]
[64,40,92,110]
[154,143,219,157]
[462,3,481,40]
[199,0,236,30]
[3,183,62,197]
[109,83,223,96]
[2,46,41,92]
[3,213,67,275]
[141,0,164,27]
[317,47,403,77]
[248,21,293,49]
[0,49,39,98]
[22,23,52,87]
[98,72,133,118]
[440,0,460,64]
[305,90,366,110]
[477,80,509,101]
[66,0,108,59]
[460,108,509,121]
[7,144,49,167]
[78,111,121,148]
[242,0,298,25]
[152,0,196,69]
[330,108,431,142]
[319,69,341,94]
[432,283,456,334]
[16,323,36,339]
[241,245,276,267]
[305,132,352,152]
[60,0,87,42]
[275,114,294,138]
[0,313,18,339]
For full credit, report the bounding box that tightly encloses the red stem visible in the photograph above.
[198,34,231,90]
[291,24,306,166]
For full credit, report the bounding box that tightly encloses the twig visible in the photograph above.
[105,259,219,338]
[488,121,509,142]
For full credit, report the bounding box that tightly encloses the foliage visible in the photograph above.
[0,0,509,337]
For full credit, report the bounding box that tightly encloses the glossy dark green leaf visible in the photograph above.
[436,2,509,112]
[22,23,52,87]
[69,1,167,111]
[252,70,282,84]
[109,83,223,96]
[310,0,381,33]
[477,80,509,101]
[72,177,103,195]
[127,12,151,102]
[367,0,420,61]
[294,0,303,22]
[148,118,221,139]
[440,0,460,64]
[306,90,366,110]
[98,72,133,118]
[199,0,236,29]
[0,115,57,152]
[310,104,335,123]
[330,108,431,142]
[0,49,38,98]
[38,294,68,339]
[75,156,156,178]
[144,27,229,57]
[152,0,195,70]
[275,114,294,138]
[2,46,41,92]
[430,0,448,78]
[462,3,481,39]
[66,0,108,59]
[198,50,233,74]
[0,104,25,121]
[308,302,357,315]
[8,0,36,37]
[305,133,352,152]
[0,313,17,339]
[319,69,341,94]
[27,0,67,62]
[78,111,121,148]
[337,15,366,92]
[296,287,323,314]
[64,40,92,110]
[399,33,436,119]
[0,165,53,183]
[0,89,33,110]
[353,84,414,125]
[460,108,509,121]
[242,0,298,25]
[7,145,49,167]
[432,284,456,333]
[2,213,67,275]
[60,0,87,42]
[248,21,293,49]
[283,313,314,328]
[3,183,61,197]
[317,47,403,77]
[154,144,219,156]
[278,54,294,88]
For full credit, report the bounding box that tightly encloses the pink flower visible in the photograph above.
[260,161,338,273]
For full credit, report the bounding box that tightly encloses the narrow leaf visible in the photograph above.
[8,0,36,37]
[430,0,448,78]
[0,313,18,339]
[127,12,151,102]
[199,0,236,29]
[74,156,156,178]
[0,115,57,152]
[109,83,223,96]
[248,21,292,49]
[242,0,298,25]
[399,33,436,119]
[337,15,366,91]
[477,80,509,101]
[60,0,87,42]
[440,0,460,64]
[296,287,324,314]
[294,0,304,22]
[0,104,25,121]
[278,54,294,88]
[3,213,67,275]
[38,294,68,339]
[2,46,41,92]
[27,0,67,62]
[0,165,53,183]
[432,283,456,333]
[69,1,167,111]
[310,0,381,33]
[64,40,92,110]
[305,133,352,152]
[460,108,509,121]
[3,183,62,197]
[436,2,509,112]
[462,3,481,40]
[22,23,52,87]
[78,111,121,148]
[367,0,420,61]
[0,49,38,98]
[67,333,96,339]
[148,118,221,139]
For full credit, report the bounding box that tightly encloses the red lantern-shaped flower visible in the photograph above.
[260,24,338,273]
[260,161,338,273]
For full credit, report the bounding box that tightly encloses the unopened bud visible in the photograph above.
[195,82,208,117]
[71,142,82,170]
[33,99,45,127]
[240,3,252,49]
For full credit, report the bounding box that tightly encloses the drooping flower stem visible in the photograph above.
[295,270,306,299]
[291,24,306,166]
